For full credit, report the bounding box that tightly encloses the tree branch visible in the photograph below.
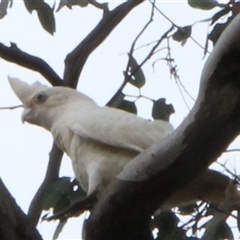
[85,12,240,240]
[0,178,42,240]
[63,0,145,87]
[28,143,63,226]
[0,42,64,86]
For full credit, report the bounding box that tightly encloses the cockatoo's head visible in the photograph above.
[8,77,94,130]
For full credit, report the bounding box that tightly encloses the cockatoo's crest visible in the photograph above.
[8,76,48,106]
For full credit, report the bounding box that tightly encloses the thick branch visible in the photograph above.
[63,0,144,87]
[85,13,240,240]
[0,43,64,86]
[28,143,63,226]
[0,178,42,240]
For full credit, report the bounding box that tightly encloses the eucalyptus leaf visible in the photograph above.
[36,2,56,34]
[23,0,37,13]
[117,99,137,114]
[173,26,192,43]
[188,0,218,10]
[152,98,175,122]
[42,177,72,210]
[127,55,145,88]
[42,177,86,213]
[0,0,11,19]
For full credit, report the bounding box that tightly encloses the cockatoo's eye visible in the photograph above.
[34,91,48,104]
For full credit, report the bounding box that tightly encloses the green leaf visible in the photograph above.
[24,0,56,35]
[23,0,37,13]
[36,2,56,35]
[152,98,175,122]
[127,54,146,88]
[188,0,218,10]
[42,177,86,211]
[53,193,71,214]
[172,26,192,44]
[0,0,11,19]
[42,177,71,210]
[117,100,137,115]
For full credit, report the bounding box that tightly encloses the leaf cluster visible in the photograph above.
[0,0,107,35]
[116,54,175,122]
[151,201,240,240]
[171,0,240,53]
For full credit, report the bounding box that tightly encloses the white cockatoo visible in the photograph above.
[8,77,173,197]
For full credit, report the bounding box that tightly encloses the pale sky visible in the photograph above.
[0,1,239,239]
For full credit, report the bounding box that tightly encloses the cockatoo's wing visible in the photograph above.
[8,76,48,105]
[70,106,173,153]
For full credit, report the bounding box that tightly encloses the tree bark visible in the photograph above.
[63,0,145,87]
[85,12,240,240]
[0,178,42,240]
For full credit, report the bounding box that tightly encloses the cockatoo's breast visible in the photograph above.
[51,123,137,195]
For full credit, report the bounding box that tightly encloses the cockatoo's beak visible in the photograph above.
[21,108,32,123]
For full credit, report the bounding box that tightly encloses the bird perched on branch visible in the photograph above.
[10,77,237,217]
[8,77,173,197]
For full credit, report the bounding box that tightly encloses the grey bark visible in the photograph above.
[85,12,240,240]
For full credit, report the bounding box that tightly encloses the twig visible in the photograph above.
[165,38,195,110]
[125,0,156,74]
[108,12,174,108]
[0,105,22,110]
[138,27,173,70]
[107,0,155,107]
[149,0,178,28]
[224,148,240,153]
[190,36,211,55]
[150,0,212,56]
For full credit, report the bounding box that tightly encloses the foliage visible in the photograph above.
[1,0,240,239]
